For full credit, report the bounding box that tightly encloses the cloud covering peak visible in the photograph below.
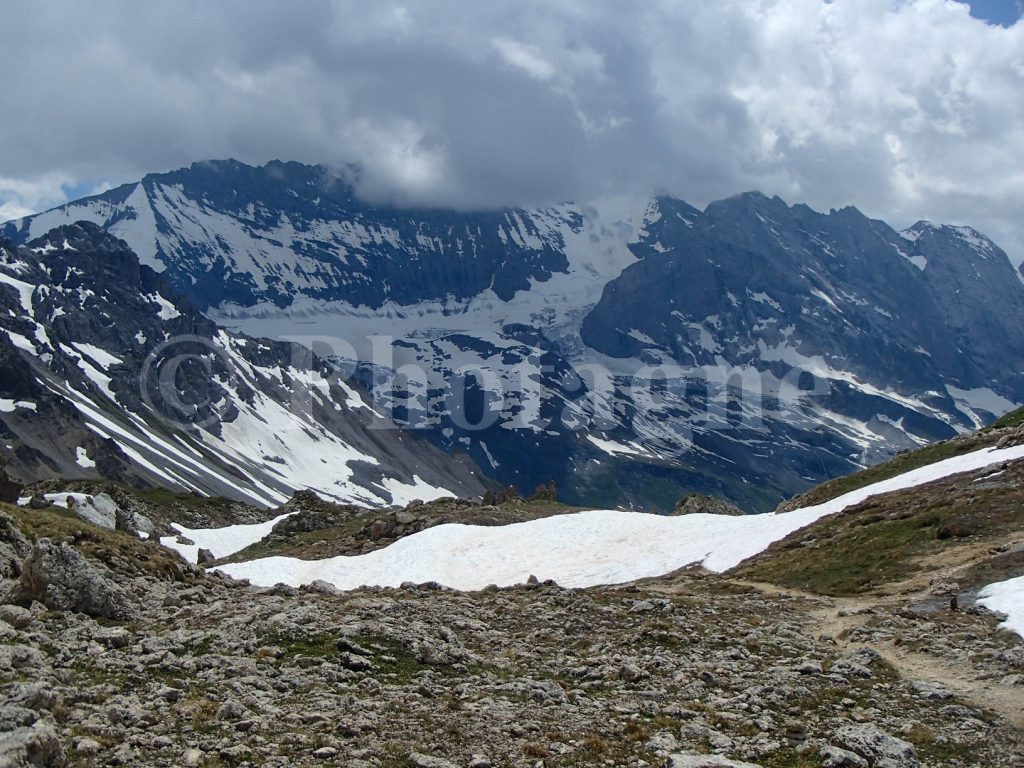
[1,0,1022,262]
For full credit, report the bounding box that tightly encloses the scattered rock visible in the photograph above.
[835,723,919,768]
[820,745,869,768]
[0,513,31,579]
[195,548,215,565]
[663,753,765,767]
[0,605,33,630]
[17,540,134,619]
[408,753,459,768]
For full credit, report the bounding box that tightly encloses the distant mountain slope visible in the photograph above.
[583,193,1024,396]
[0,160,584,311]
[0,223,487,506]
[5,161,1024,511]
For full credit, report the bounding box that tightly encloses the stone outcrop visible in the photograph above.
[17,540,134,620]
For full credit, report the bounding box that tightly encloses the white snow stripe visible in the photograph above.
[210,442,1024,591]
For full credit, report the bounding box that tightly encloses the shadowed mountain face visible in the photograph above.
[583,193,1024,397]
[0,222,488,508]
[5,163,1024,512]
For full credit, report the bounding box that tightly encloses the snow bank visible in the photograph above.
[211,442,1024,591]
[160,512,295,563]
[977,575,1024,639]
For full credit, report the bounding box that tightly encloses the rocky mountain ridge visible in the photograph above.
[4,161,1024,511]
[0,222,488,507]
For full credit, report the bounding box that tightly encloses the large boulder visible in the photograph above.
[0,710,66,768]
[0,462,22,504]
[17,539,134,619]
[0,513,31,579]
[834,724,919,768]
[69,494,118,530]
[663,755,764,768]
[673,494,745,517]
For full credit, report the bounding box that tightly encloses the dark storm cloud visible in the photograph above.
[1,0,1022,262]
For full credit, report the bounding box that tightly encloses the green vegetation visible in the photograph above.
[739,462,1024,595]
[988,404,1024,430]
[2,501,192,580]
[779,439,976,512]
[782,404,1023,513]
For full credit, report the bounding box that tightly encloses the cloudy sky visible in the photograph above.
[2,0,1023,262]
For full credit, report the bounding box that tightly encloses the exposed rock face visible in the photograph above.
[0,224,488,507]
[4,160,576,311]
[664,754,765,767]
[68,494,118,530]
[0,512,31,579]
[17,539,135,620]
[6,163,1024,511]
[0,461,21,503]
[0,719,67,768]
[834,723,920,768]
[673,493,745,516]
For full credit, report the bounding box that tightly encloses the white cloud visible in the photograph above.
[492,38,557,82]
[0,174,79,225]
[0,0,1021,263]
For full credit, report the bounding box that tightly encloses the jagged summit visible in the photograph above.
[3,161,1024,511]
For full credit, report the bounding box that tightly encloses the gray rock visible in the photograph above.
[796,659,824,675]
[196,548,215,565]
[835,724,919,768]
[0,721,67,767]
[0,604,33,629]
[0,513,30,580]
[304,579,340,595]
[820,745,869,768]
[663,754,765,768]
[17,539,134,619]
[910,680,953,700]
[673,494,745,516]
[69,494,118,530]
[72,738,101,755]
[2,684,58,712]
[395,509,419,525]
[408,753,459,768]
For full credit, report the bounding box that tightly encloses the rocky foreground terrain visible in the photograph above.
[2,414,1024,767]
[0,498,1022,768]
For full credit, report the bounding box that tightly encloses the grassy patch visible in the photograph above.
[219,515,369,563]
[2,502,193,580]
[739,461,1024,595]
[778,439,980,512]
[261,630,339,661]
[987,405,1024,430]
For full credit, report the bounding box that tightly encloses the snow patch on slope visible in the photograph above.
[160,512,295,564]
[977,575,1024,639]
[211,443,1024,591]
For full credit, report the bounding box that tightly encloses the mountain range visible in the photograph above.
[3,159,1024,511]
[0,222,486,507]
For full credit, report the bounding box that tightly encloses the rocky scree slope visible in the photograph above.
[0,223,488,508]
